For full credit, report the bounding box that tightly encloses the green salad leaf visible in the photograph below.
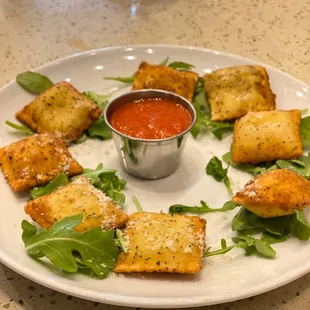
[232,207,310,241]
[132,195,143,212]
[168,61,195,71]
[290,210,310,240]
[300,116,310,148]
[5,121,35,135]
[104,75,135,84]
[80,164,116,183]
[29,173,69,200]
[81,164,127,207]
[169,200,239,214]
[115,229,129,254]
[232,235,276,257]
[206,156,232,195]
[22,214,119,278]
[190,78,234,139]
[83,91,112,140]
[75,133,87,144]
[29,164,127,207]
[83,91,110,110]
[87,118,112,140]
[159,57,169,66]
[223,151,310,179]
[203,238,236,257]
[203,235,279,258]
[16,71,54,94]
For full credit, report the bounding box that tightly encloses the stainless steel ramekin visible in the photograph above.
[104,89,196,179]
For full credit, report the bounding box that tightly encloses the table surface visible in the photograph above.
[1,0,310,309]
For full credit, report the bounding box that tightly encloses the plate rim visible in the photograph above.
[0,44,309,308]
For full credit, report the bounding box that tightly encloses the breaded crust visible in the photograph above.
[132,61,199,102]
[115,212,206,274]
[0,133,82,192]
[203,65,276,121]
[233,169,310,218]
[16,81,102,144]
[232,110,302,164]
[25,176,128,232]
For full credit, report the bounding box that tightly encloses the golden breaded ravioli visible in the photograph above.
[25,176,128,232]
[0,133,82,192]
[115,212,206,274]
[233,169,310,218]
[16,81,102,144]
[232,110,302,164]
[132,61,199,102]
[204,65,276,121]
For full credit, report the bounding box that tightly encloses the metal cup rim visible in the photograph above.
[104,89,197,143]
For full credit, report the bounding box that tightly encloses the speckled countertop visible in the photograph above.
[1,0,310,309]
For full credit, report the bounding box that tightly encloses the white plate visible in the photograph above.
[0,45,310,308]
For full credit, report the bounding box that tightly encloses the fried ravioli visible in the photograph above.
[115,212,206,274]
[16,81,102,144]
[0,133,82,192]
[204,65,276,121]
[25,176,128,232]
[132,61,199,102]
[232,110,302,164]
[233,169,310,218]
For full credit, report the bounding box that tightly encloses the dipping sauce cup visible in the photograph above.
[104,90,196,179]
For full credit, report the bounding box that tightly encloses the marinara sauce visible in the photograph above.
[110,98,192,139]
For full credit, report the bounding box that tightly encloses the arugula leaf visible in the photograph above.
[168,61,195,71]
[16,71,54,94]
[223,151,310,178]
[82,164,127,207]
[301,116,310,148]
[115,229,129,254]
[261,232,287,244]
[104,75,135,84]
[276,159,310,178]
[169,200,239,214]
[221,201,241,211]
[212,124,234,140]
[132,195,143,212]
[75,133,87,144]
[206,156,232,195]
[29,164,127,207]
[82,91,112,141]
[203,238,236,257]
[83,91,110,110]
[22,214,119,278]
[222,151,273,176]
[232,207,264,233]
[291,210,310,240]
[169,200,215,214]
[232,207,310,241]
[159,57,169,66]
[5,121,35,135]
[87,118,112,140]
[232,235,276,257]
[29,173,69,200]
[204,235,276,258]
[80,164,116,183]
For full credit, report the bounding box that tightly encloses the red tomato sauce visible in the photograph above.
[109,98,192,139]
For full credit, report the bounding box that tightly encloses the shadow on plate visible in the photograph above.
[121,271,202,282]
[122,147,204,194]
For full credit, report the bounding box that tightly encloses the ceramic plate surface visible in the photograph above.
[0,45,310,308]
